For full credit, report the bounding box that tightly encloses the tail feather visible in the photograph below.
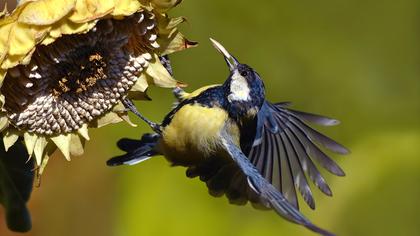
[107,133,160,166]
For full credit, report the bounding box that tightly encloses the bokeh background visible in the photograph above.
[1,0,420,235]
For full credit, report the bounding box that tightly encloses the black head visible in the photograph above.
[210,38,265,120]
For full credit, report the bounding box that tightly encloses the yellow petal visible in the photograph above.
[128,73,152,100]
[51,133,71,161]
[0,117,7,132]
[128,91,152,101]
[70,133,85,156]
[119,113,137,127]
[37,142,56,174]
[39,152,50,175]
[156,14,197,56]
[155,13,181,34]
[18,0,38,6]
[34,136,47,166]
[23,132,38,156]
[1,55,22,69]
[145,54,185,88]
[0,1,26,26]
[112,102,125,112]
[0,23,13,63]
[3,129,19,151]
[112,0,142,17]
[21,47,36,65]
[69,0,114,23]
[0,4,8,18]
[166,16,186,29]
[8,22,36,56]
[59,20,92,35]
[68,0,91,23]
[18,0,76,25]
[130,73,149,92]
[95,111,123,128]
[150,0,182,12]
[47,19,94,41]
[113,102,137,127]
[0,94,4,107]
[77,124,90,141]
[39,35,55,45]
[158,32,197,56]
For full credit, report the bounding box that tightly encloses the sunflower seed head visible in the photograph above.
[2,11,158,135]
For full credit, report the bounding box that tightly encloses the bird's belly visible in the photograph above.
[159,104,230,166]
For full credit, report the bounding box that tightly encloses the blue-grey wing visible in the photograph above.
[219,124,334,236]
[245,101,349,209]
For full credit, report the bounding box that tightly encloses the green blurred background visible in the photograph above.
[1,0,420,235]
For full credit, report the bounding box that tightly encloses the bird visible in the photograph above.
[107,39,349,236]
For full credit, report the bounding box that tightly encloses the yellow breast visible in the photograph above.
[160,104,229,165]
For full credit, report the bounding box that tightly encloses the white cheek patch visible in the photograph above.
[228,71,251,102]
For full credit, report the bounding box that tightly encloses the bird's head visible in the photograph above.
[210,38,265,120]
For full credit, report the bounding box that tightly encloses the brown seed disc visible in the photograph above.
[1,11,160,135]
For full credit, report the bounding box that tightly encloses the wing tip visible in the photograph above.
[341,147,351,155]
[335,168,346,177]
[305,195,316,210]
[323,119,340,126]
[328,141,351,155]
[304,223,336,236]
[329,167,346,177]
[324,188,333,197]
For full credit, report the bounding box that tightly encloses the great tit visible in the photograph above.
[108,39,349,236]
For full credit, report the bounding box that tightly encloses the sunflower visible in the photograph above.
[0,0,195,174]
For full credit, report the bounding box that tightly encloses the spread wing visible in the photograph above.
[244,101,349,209]
[219,124,334,236]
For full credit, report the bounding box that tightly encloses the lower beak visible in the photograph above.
[210,38,239,71]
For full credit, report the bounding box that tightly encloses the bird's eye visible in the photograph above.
[240,71,248,77]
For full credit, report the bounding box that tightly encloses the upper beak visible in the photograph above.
[210,38,239,71]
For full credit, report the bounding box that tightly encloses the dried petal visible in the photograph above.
[77,124,90,141]
[3,129,19,151]
[51,134,71,161]
[34,136,47,166]
[18,0,76,25]
[23,132,37,157]
[0,0,193,171]
[70,133,84,156]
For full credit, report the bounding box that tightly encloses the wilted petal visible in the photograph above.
[0,0,193,171]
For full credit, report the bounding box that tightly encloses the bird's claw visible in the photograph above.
[173,87,185,101]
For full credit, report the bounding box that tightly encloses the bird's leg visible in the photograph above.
[173,87,186,102]
[159,55,174,76]
[122,98,162,134]
[159,56,187,103]
[158,56,186,102]
[159,55,185,101]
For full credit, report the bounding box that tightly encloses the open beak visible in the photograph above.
[210,38,239,72]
